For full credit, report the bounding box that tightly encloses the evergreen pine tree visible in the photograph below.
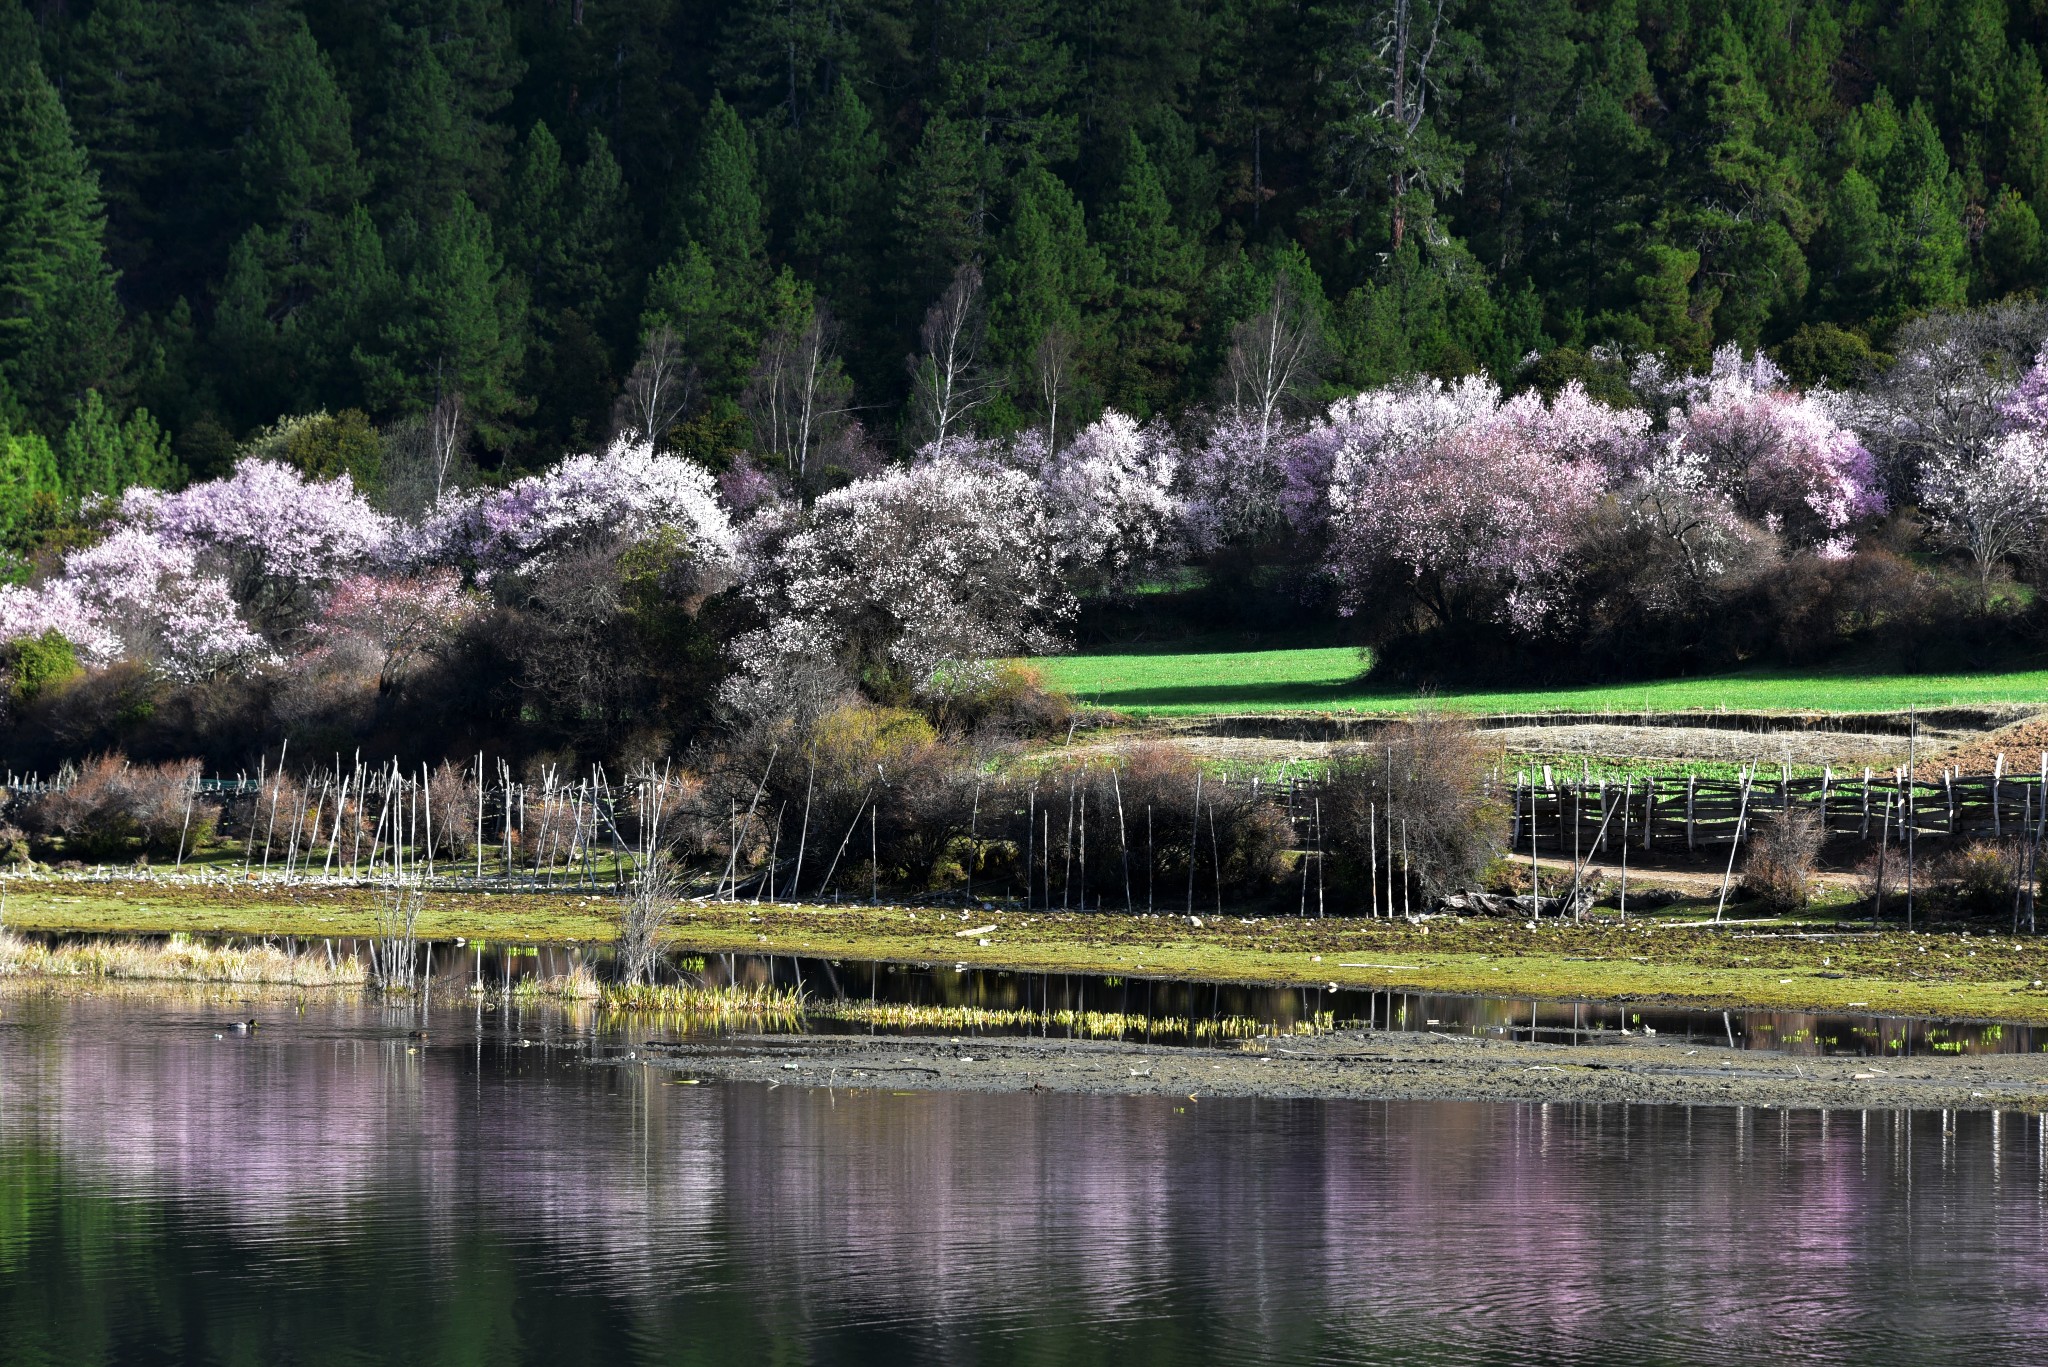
[57,389,177,497]
[985,163,1110,383]
[643,96,774,402]
[0,34,126,432]
[237,18,370,302]
[1098,132,1199,415]
[58,0,182,284]
[0,417,59,550]
[371,196,527,443]
[367,30,473,223]
[892,112,985,310]
[781,77,887,314]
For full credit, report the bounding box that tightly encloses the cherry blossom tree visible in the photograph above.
[1919,429,2048,583]
[0,580,119,667]
[1665,346,1885,545]
[308,569,482,691]
[730,457,1069,712]
[419,438,736,582]
[0,527,264,679]
[997,411,1183,586]
[1283,375,1502,543]
[1325,408,1608,633]
[1180,412,1298,551]
[122,458,393,634]
[1847,301,2048,500]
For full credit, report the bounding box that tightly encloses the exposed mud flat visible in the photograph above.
[617,1027,2048,1112]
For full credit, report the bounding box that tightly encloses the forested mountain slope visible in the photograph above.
[2,0,2042,487]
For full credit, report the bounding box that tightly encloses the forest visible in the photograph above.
[8,0,2048,779]
[9,0,2048,475]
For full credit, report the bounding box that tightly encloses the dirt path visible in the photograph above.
[614,1028,2048,1112]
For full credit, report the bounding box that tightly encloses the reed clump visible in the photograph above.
[809,999,1334,1040]
[0,929,365,985]
[506,963,602,1000]
[599,979,807,1024]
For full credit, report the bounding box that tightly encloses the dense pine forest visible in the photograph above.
[11,0,2048,777]
[6,0,2048,484]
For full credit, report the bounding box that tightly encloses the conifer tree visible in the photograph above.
[644,96,773,403]
[57,389,177,497]
[985,163,1110,388]
[57,0,182,282]
[0,416,59,549]
[1099,133,1199,415]
[892,112,985,310]
[372,195,527,443]
[0,30,126,432]
[779,77,887,315]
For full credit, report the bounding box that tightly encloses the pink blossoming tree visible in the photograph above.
[1664,346,1885,545]
[122,458,393,635]
[420,438,735,582]
[308,569,483,691]
[729,457,1069,713]
[0,527,264,679]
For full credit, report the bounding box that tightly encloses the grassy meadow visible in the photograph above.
[1028,644,2048,716]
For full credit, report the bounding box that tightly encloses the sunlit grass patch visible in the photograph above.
[1027,648,2048,717]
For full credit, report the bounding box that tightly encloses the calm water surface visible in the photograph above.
[1,992,2045,1365]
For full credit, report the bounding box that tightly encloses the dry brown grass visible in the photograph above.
[0,929,365,985]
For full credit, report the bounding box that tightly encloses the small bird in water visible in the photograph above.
[230,1019,256,1034]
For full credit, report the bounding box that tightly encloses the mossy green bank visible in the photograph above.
[7,877,2048,1024]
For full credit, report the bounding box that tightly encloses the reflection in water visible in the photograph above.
[0,993,2045,1364]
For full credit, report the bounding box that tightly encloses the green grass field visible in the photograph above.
[1027,644,2048,715]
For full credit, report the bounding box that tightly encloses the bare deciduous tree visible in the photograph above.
[744,303,854,483]
[908,263,998,454]
[1224,274,1326,449]
[380,382,473,521]
[1034,325,1080,454]
[614,325,697,448]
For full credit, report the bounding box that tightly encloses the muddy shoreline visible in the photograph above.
[613,1027,2048,1112]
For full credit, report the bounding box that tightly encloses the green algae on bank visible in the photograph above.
[5,874,2048,1024]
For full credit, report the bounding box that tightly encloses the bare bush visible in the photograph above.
[617,854,679,986]
[1321,711,1507,907]
[369,882,423,992]
[427,760,479,859]
[1008,745,1290,912]
[1931,841,2022,918]
[1741,808,1824,911]
[25,755,215,859]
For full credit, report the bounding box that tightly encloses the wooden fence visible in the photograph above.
[1504,761,2048,858]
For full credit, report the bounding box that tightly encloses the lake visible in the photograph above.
[1,991,2044,1364]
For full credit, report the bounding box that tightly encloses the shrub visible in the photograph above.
[427,759,479,858]
[1740,808,1824,911]
[1320,711,1507,907]
[1012,744,1290,912]
[23,754,213,859]
[927,661,1075,741]
[1931,841,2022,918]
[3,629,81,704]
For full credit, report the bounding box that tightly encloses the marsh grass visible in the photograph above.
[806,999,1335,1040]
[0,929,365,985]
[600,979,806,1024]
